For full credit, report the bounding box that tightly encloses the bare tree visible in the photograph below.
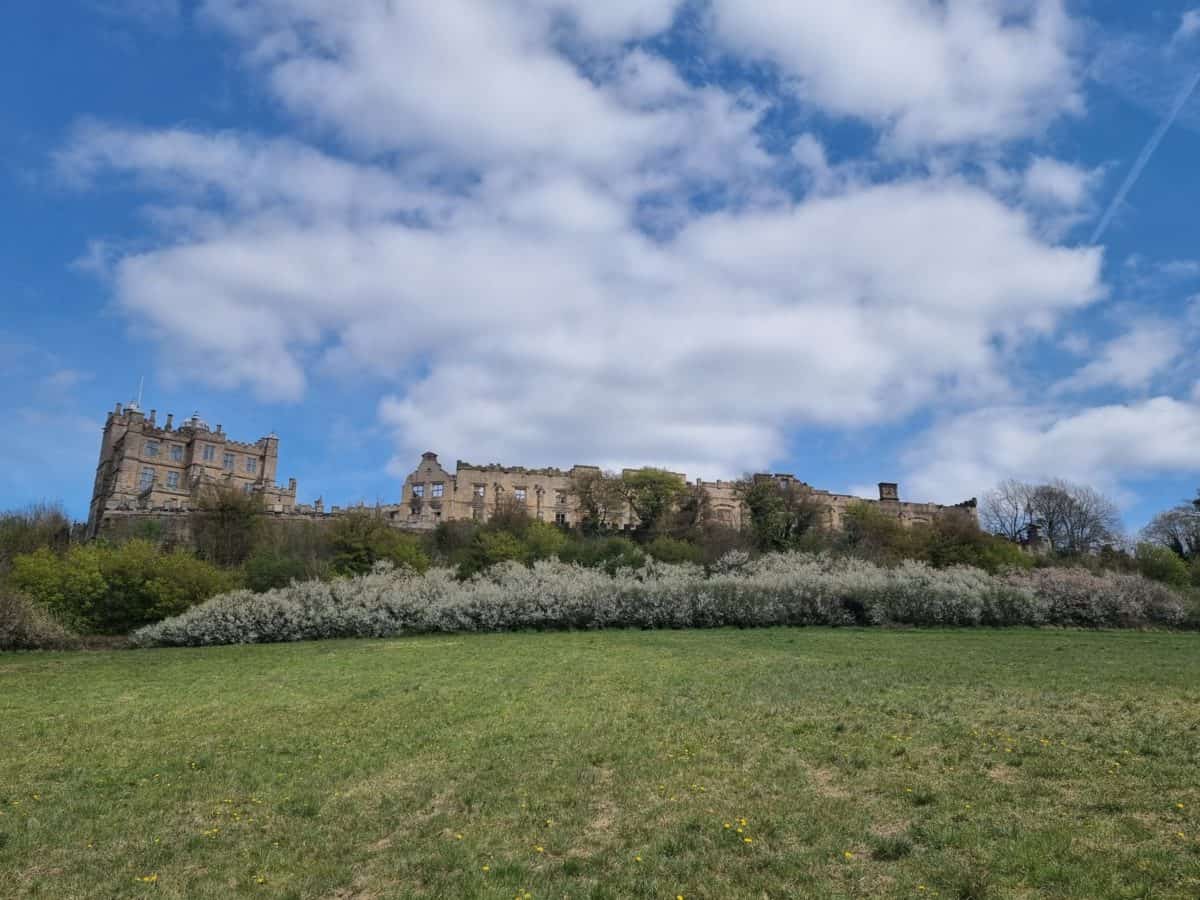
[1026,479,1121,554]
[980,479,1033,540]
[982,478,1121,554]
[1142,504,1200,559]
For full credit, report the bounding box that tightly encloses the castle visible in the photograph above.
[86,400,975,540]
[86,401,300,539]
[391,453,972,532]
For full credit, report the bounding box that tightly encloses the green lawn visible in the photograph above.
[2,630,1199,899]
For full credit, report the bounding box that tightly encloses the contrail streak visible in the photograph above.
[1090,69,1200,245]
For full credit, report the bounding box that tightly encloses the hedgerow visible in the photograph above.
[132,554,1187,648]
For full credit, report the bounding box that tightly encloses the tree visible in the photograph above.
[1142,504,1200,560]
[735,477,822,552]
[1026,480,1121,555]
[980,479,1034,541]
[620,468,686,538]
[980,479,1121,555]
[329,510,429,576]
[190,484,262,567]
[568,470,626,534]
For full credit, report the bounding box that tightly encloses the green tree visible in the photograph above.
[329,511,430,576]
[190,484,262,567]
[569,469,627,534]
[736,477,823,552]
[621,468,686,538]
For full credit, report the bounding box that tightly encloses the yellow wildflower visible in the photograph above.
[843,851,854,860]
[137,874,158,884]
[482,865,490,872]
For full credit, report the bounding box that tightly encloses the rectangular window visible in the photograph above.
[166,471,180,489]
[514,487,527,502]
[243,483,255,495]
[144,441,159,458]
[170,444,183,462]
[555,512,567,526]
[432,482,444,498]
[473,484,485,498]
[202,444,215,462]
[412,484,425,498]
[246,457,258,474]
[555,490,568,505]
[140,467,155,491]
[223,452,235,470]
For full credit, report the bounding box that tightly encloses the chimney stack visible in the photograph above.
[165,413,174,430]
[149,409,157,426]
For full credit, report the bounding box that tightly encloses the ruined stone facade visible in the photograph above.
[390,452,975,532]
[85,400,975,541]
[86,402,300,539]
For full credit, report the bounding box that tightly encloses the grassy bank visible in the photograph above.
[3,629,1199,898]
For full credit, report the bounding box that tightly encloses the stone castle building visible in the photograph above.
[86,401,299,538]
[392,452,973,532]
[84,399,975,540]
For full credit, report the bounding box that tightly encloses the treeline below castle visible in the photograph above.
[4,476,1200,650]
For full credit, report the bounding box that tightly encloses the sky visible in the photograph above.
[2,1,1200,531]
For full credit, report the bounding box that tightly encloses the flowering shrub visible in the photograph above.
[1,590,77,651]
[131,553,1189,648]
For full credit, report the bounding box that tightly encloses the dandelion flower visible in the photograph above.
[455,833,463,840]
[1176,803,1185,810]
[137,874,158,884]
[743,837,753,844]
[634,855,642,862]
[535,846,544,853]
[843,851,854,860]
[482,865,490,872]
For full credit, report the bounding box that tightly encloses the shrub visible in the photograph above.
[0,590,77,651]
[1135,543,1191,589]
[0,502,71,573]
[1004,568,1185,628]
[10,540,239,634]
[243,551,311,593]
[523,521,569,561]
[133,553,1191,648]
[330,512,430,576]
[558,536,645,574]
[646,535,704,565]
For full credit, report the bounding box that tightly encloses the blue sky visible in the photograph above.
[3,1,1200,532]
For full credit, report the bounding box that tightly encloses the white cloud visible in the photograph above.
[711,0,1083,150]
[1021,156,1099,209]
[1053,320,1185,395]
[905,397,1200,504]
[68,1,1109,486]
[1174,10,1200,45]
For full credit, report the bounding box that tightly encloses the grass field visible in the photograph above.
[2,629,1199,899]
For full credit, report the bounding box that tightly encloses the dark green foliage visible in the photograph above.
[646,535,703,565]
[8,541,237,634]
[557,535,646,574]
[737,477,823,552]
[329,511,430,576]
[620,468,686,537]
[0,502,71,574]
[190,485,263,567]
[1134,542,1191,588]
[243,551,310,592]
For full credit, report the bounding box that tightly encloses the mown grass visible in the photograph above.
[2,629,1199,899]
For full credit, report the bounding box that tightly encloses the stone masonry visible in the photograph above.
[388,452,974,532]
[86,402,299,539]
